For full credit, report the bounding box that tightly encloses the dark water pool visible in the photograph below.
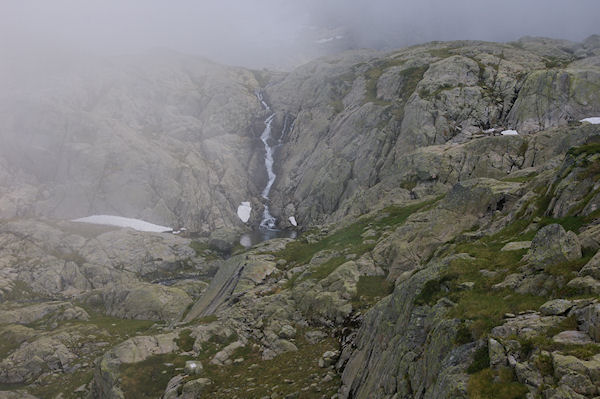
[239,228,297,248]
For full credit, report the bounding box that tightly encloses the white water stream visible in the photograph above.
[257,91,277,229]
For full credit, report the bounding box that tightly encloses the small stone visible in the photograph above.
[459,281,475,290]
[504,313,516,318]
[501,241,532,251]
[184,360,203,375]
[279,324,297,339]
[319,350,340,368]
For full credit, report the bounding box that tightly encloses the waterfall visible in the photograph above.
[257,91,277,230]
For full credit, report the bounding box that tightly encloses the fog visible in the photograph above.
[1,0,599,68]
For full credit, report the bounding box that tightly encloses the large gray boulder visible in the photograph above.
[525,224,581,267]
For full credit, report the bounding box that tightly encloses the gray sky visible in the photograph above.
[1,0,599,68]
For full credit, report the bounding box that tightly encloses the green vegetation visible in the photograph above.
[176,329,195,352]
[121,353,194,398]
[355,275,394,299]
[362,58,427,106]
[275,198,439,271]
[29,369,94,399]
[199,333,340,398]
[304,256,347,281]
[120,332,340,399]
[428,47,455,59]
[567,142,600,157]
[468,368,528,399]
[467,345,490,374]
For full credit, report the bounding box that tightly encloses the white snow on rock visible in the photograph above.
[72,215,172,233]
[240,234,252,248]
[501,130,519,136]
[580,117,600,125]
[289,216,297,227]
[237,202,252,223]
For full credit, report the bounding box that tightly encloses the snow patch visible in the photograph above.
[289,216,297,227]
[72,215,172,233]
[240,234,252,248]
[580,117,600,125]
[501,130,519,136]
[237,202,252,223]
[316,35,344,44]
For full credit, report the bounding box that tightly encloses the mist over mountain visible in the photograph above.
[2,0,600,68]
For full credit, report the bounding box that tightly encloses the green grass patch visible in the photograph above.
[353,275,395,309]
[275,198,438,268]
[304,256,347,281]
[176,329,195,352]
[199,332,341,398]
[121,353,193,399]
[567,143,600,157]
[468,368,528,399]
[29,369,94,399]
[467,345,490,374]
[356,275,394,299]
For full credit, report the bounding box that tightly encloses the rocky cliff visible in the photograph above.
[1,36,600,399]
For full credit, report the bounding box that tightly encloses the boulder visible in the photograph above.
[579,250,600,280]
[210,341,245,366]
[525,224,581,267]
[567,276,600,295]
[184,361,203,376]
[539,299,574,316]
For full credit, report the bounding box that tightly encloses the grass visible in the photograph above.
[275,198,438,271]
[352,276,395,309]
[120,332,341,399]
[304,256,348,281]
[467,345,490,374]
[468,368,528,399]
[176,329,195,352]
[567,142,600,157]
[199,332,340,398]
[121,353,194,398]
[28,369,94,399]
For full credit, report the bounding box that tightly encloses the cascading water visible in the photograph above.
[239,92,297,248]
[257,91,277,230]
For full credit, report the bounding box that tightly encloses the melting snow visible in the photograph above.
[237,202,252,223]
[581,117,600,125]
[240,234,252,248]
[72,215,172,233]
[289,216,297,227]
[501,130,519,136]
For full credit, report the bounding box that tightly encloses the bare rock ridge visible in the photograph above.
[0,36,600,398]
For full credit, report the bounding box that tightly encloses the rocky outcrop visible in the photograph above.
[266,38,600,227]
[525,224,582,267]
[338,255,472,399]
